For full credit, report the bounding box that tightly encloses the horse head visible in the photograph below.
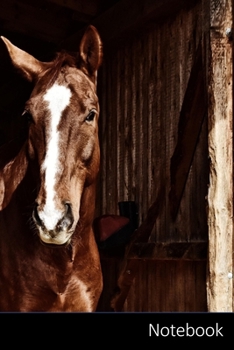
[1,26,102,247]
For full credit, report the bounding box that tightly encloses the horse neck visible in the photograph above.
[0,141,29,210]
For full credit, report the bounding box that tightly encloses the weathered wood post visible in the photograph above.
[207,0,233,311]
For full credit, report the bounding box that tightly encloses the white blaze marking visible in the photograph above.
[41,84,71,230]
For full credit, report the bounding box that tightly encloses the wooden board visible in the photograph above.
[97,258,207,312]
[207,0,233,312]
[169,43,207,220]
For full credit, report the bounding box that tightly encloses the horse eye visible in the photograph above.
[22,110,34,124]
[85,110,96,123]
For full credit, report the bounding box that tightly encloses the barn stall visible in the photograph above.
[0,0,233,312]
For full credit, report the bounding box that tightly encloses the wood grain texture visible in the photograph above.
[97,258,207,312]
[125,260,207,312]
[169,43,207,221]
[96,0,207,244]
[95,1,208,312]
[207,0,233,312]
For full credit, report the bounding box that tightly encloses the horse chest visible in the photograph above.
[42,261,98,312]
[0,251,99,311]
[49,277,95,312]
[0,211,99,312]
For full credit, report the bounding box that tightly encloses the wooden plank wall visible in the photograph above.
[96,0,208,244]
[98,257,207,312]
[124,260,207,312]
[96,0,208,312]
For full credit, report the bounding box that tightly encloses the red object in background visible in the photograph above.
[93,215,130,242]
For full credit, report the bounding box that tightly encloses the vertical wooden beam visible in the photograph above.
[207,0,233,311]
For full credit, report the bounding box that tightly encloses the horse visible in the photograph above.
[0,26,103,311]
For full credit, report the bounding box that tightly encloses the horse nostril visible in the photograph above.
[65,202,70,212]
[57,203,74,231]
[33,204,43,227]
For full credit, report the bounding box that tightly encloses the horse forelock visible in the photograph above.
[42,52,77,89]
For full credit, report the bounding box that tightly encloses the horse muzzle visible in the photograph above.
[33,202,75,246]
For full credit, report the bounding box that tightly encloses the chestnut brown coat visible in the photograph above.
[0,26,103,311]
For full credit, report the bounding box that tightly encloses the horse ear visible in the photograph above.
[0,36,48,82]
[78,26,103,84]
